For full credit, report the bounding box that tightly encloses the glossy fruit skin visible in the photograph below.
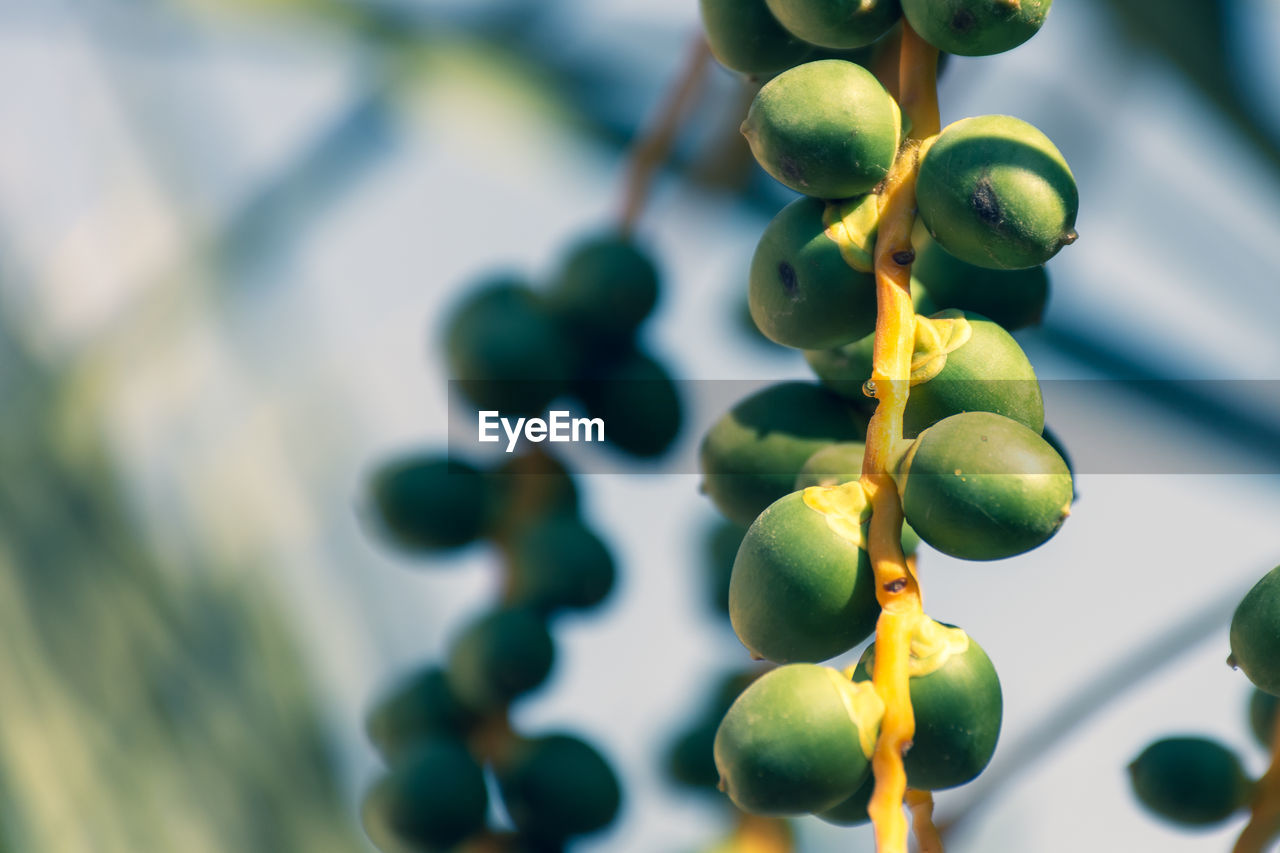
[1251,688,1280,749]
[445,280,570,418]
[508,514,615,614]
[700,0,813,76]
[573,348,681,459]
[369,456,493,552]
[902,0,1051,56]
[749,197,878,350]
[743,60,902,199]
[902,311,1044,437]
[730,490,880,663]
[714,664,876,814]
[1129,737,1254,826]
[700,382,867,527]
[497,734,622,842]
[446,608,554,712]
[546,235,658,353]
[766,0,901,49]
[362,736,489,851]
[816,770,875,826]
[912,232,1050,331]
[917,115,1077,270]
[853,628,1002,790]
[897,412,1072,561]
[365,666,478,764]
[1230,565,1280,695]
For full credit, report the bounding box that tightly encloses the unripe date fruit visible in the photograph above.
[509,514,615,614]
[365,666,478,764]
[361,736,489,852]
[445,280,570,417]
[765,0,901,50]
[699,0,813,76]
[574,348,681,459]
[793,443,923,553]
[743,60,902,199]
[896,412,1072,560]
[446,608,554,711]
[815,771,875,826]
[903,0,1050,57]
[368,456,493,552]
[730,489,881,663]
[1230,565,1280,695]
[546,234,659,351]
[714,664,883,814]
[700,382,867,527]
[1129,737,1253,826]
[497,734,622,842]
[917,115,1077,270]
[912,231,1050,331]
[853,624,1002,789]
[902,311,1043,437]
[749,197,878,350]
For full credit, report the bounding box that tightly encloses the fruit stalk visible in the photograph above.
[858,22,939,853]
[906,789,944,853]
[618,35,712,234]
[1233,707,1280,852]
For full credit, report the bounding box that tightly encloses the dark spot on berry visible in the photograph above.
[779,156,803,183]
[778,261,799,296]
[892,249,916,266]
[970,178,1002,225]
[951,9,976,33]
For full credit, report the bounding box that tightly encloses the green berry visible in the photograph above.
[912,231,1050,331]
[1129,737,1254,827]
[1251,687,1280,750]
[853,622,1002,789]
[917,115,1078,270]
[574,348,681,459]
[766,0,901,49]
[368,455,493,552]
[901,310,1044,437]
[748,197,878,350]
[509,514,616,614]
[546,234,659,350]
[896,412,1072,560]
[361,737,489,851]
[700,0,813,76]
[444,280,570,417]
[700,382,867,527]
[1230,565,1280,695]
[816,771,875,826]
[447,608,554,711]
[1040,425,1077,503]
[729,488,881,663]
[793,443,922,553]
[497,734,622,841]
[903,0,1051,56]
[714,664,882,814]
[365,666,478,764]
[743,59,902,199]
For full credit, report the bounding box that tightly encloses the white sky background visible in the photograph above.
[2,0,1280,851]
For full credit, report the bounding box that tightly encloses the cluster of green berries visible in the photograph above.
[357,232,686,849]
[1129,565,1280,828]
[446,234,679,457]
[695,0,1077,823]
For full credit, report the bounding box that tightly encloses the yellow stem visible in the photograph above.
[859,22,939,853]
[617,35,711,234]
[706,814,793,853]
[906,790,944,853]
[1233,709,1280,853]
